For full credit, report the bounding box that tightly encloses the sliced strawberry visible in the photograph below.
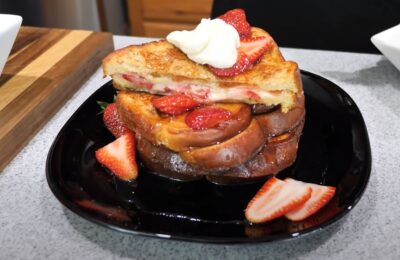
[151,94,199,116]
[286,197,341,232]
[218,8,251,38]
[208,50,251,77]
[95,132,138,181]
[245,177,312,223]
[244,90,261,102]
[208,37,272,77]
[103,103,131,138]
[239,36,273,64]
[122,73,153,89]
[185,106,232,130]
[284,178,336,221]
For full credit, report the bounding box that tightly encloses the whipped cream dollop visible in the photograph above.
[166,18,240,68]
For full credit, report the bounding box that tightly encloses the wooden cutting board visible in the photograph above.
[0,26,114,171]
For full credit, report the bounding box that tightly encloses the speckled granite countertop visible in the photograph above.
[1,36,400,260]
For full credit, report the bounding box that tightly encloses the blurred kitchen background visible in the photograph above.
[0,0,212,37]
[0,0,130,35]
[0,0,397,53]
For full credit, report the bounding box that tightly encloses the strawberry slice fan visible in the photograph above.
[245,177,336,223]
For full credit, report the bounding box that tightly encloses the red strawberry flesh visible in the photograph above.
[208,50,251,77]
[151,94,199,116]
[245,177,312,223]
[208,37,271,77]
[185,107,232,130]
[245,90,261,102]
[123,73,153,90]
[284,178,336,221]
[95,132,138,181]
[239,36,273,64]
[218,9,251,38]
[103,103,131,138]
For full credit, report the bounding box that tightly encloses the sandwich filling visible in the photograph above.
[113,72,296,112]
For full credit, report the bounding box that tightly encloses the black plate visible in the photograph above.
[46,71,371,243]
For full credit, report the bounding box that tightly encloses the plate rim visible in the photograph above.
[46,70,372,244]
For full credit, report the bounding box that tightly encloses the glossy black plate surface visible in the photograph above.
[46,71,371,243]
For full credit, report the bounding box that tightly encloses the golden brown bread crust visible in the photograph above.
[106,25,306,184]
[136,118,304,185]
[117,91,253,152]
[179,119,266,171]
[206,119,304,184]
[103,27,302,111]
[103,28,286,84]
[118,89,305,184]
[255,94,305,137]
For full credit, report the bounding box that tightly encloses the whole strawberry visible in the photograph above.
[103,103,131,138]
[218,9,251,39]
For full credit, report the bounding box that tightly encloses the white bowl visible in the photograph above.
[371,24,400,71]
[0,14,23,76]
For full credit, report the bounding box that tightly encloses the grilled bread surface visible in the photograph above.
[137,119,304,185]
[116,90,305,182]
[103,27,302,111]
[117,91,253,152]
[105,25,306,184]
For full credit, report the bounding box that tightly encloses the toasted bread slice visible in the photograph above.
[103,27,302,112]
[117,91,252,152]
[180,119,265,171]
[136,119,304,185]
[255,94,305,137]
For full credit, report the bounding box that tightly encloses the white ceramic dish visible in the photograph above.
[371,24,400,71]
[0,14,23,76]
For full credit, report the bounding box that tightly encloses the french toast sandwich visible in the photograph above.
[102,18,305,184]
[103,28,302,113]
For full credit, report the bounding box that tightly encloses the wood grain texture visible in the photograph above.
[143,21,196,38]
[142,0,212,23]
[0,27,114,171]
[127,0,145,36]
[126,0,212,37]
